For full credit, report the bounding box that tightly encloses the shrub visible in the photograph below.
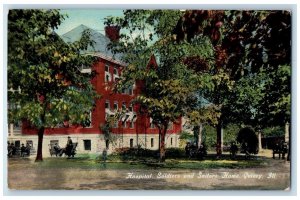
[165,148,186,158]
[237,127,259,154]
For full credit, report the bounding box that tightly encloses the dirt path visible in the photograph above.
[7,157,290,190]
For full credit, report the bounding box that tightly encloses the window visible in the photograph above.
[105,63,109,72]
[130,121,134,128]
[129,104,133,112]
[113,67,118,75]
[15,140,20,148]
[14,121,22,130]
[128,86,133,95]
[122,88,126,94]
[26,140,33,148]
[105,101,110,109]
[113,67,119,82]
[113,102,118,110]
[151,138,154,147]
[83,140,91,151]
[130,139,134,148]
[132,114,137,122]
[105,75,110,82]
[150,123,155,129]
[171,138,173,146]
[105,140,110,149]
[50,140,59,146]
[82,111,92,128]
[122,121,127,128]
[122,102,126,110]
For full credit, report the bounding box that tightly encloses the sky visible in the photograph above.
[55,9,124,35]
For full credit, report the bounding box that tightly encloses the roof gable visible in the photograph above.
[60,24,123,64]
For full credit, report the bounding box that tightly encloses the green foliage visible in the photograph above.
[111,147,186,160]
[262,126,285,137]
[165,148,186,158]
[174,10,291,129]
[8,9,99,129]
[237,127,259,154]
[8,9,99,161]
[202,125,216,149]
[99,111,125,148]
[179,131,194,141]
[105,10,291,157]
[202,124,240,149]
[223,124,240,145]
[105,10,218,161]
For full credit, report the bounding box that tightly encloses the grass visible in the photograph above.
[11,153,269,170]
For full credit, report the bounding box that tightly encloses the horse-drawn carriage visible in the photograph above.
[8,143,32,157]
[272,141,288,159]
[49,142,78,158]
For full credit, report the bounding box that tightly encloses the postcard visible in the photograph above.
[6,8,291,191]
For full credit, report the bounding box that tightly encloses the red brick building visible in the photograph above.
[8,25,181,156]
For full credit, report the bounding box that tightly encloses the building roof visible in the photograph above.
[60,24,125,66]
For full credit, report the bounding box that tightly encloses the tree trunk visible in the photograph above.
[285,122,290,161]
[198,124,203,148]
[35,127,45,162]
[193,124,203,148]
[159,126,167,162]
[158,132,161,151]
[216,123,223,157]
[285,122,289,143]
[258,131,262,152]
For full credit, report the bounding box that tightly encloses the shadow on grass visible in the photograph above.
[8,150,272,171]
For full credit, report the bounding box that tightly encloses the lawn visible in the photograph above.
[13,152,270,171]
[8,150,290,190]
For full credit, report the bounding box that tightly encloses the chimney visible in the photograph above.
[105,26,120,42]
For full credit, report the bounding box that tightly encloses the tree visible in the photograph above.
[99,110,125,149]
[8,9,98,161]
[173,10,291,155]
[237,127,259,155]
[105,10,214,162]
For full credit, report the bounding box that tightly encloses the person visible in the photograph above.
[102,148,108,168]
[197,144,207,160]
[185,142,191,158]
[10,143,16,156]
[65,136,73,157]
[67,136,73,146]
[25,142,31,156]
[241,142,250,159]
[281,141,288,159]
[20,144,26,157]
[7,142,12,157]
[230,141,238,159]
